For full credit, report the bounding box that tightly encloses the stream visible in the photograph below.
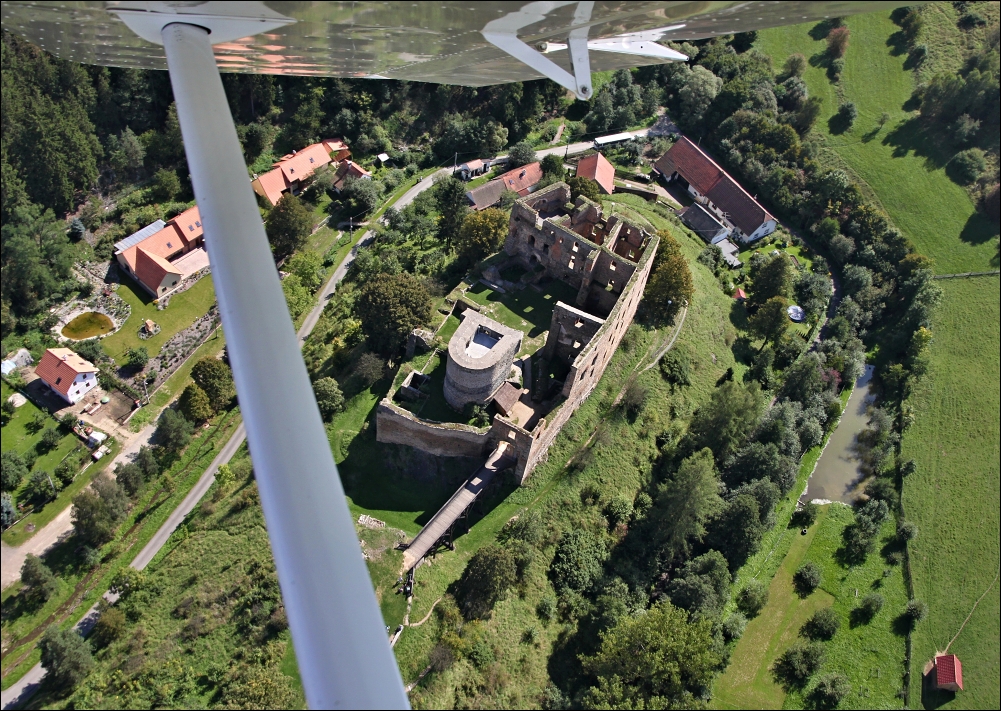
[801,364,875,504]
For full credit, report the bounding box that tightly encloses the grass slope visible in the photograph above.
[716,505,910,710]
[755,11,999,274]
[902,277,1001,710]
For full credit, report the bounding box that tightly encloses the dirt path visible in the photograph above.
[1,422,158,590]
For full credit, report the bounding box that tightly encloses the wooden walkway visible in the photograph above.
[403,443,513,570]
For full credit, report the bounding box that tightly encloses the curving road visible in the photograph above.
[1,130,654,708]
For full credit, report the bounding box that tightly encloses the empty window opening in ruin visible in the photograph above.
[568,258,575,269]
[573,341,581,349]
[543,244,549,254]
[572,242,579,252]
[528,235,536,246]
[609,262,617,271]
[574,319,583,328]
[466,326,500,358]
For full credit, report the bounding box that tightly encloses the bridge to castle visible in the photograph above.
[402,443,513,571]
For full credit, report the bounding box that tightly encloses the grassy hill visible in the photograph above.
[755,11,999,275]
[757,8,1001,709]
[901,277,1000,710]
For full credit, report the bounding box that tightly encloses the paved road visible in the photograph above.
[1,130,654,708]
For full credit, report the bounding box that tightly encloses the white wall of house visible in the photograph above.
[743,219,777,244]
[156,272,181,297]
[55,372,98,404]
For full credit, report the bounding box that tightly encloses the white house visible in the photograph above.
[35,348,99,404]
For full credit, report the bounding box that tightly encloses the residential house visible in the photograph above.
[115,205,209,298]
[251,141,345,206]
[654,137,776,243]
[331,160,373,193]
[466,162,543,210]
[576,152,615,195]
[35,348,99,404]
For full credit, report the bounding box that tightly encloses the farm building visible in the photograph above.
[931,654,964,692]
[654,136,776,243]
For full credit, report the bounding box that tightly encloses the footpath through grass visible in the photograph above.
[901,277,1000,710]
[755,11,998,274]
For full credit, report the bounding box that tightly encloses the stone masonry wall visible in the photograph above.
[376,400,492,458]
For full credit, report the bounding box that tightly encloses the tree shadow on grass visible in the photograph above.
[809,19,837,40]
[960,210,1000,246]
[828,113,854,136]
[882,117,953,169]
[886,30,908,57]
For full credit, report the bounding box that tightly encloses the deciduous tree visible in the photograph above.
[456,544,517,619]
[21,554,59,602]
[456,208,508,264]
[645,231,694,324]
[354,273,432,354]
[155,408,194,454]
[581,600,721,709]
[178,383,213,423]
[748,296,789,346]
[312,377,345,420]
[265,193,312,258]
[39,625,94,690]
[191,357,235,411]
[71,474,128,545]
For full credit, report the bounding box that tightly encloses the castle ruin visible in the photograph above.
[377,182,659,484]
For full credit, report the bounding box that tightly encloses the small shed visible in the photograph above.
[87,430,108,448]
[492,382,522,418]
[377,152,391,165]
[733,288,747,301]
[934,654,964,692]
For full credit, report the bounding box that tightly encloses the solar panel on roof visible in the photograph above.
[113,219,167,253]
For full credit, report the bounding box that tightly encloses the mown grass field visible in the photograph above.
[901,277,1000,710]
[715,504,909,710]
[100,274,216,361]
[755,11,999,274]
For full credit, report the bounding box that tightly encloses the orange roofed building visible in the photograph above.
[251,139,350,206]
[115,205,208,298]
[576,152,616,195]
[35,348,99,404]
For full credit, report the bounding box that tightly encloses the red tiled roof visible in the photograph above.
[119,206,203,273]
[576,153,615,194]
[331,160,373,191]
[253,142,340,205]
[134,247,181,294]
[734,288,747,300]
[935,655,964,691]
[276,143,332,184]
[655,137,773,236]
[496,162,542,196]
[35,348,97,397]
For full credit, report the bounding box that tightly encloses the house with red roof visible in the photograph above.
[466,162,543,210]
[330,160,373,193]
[932,654,964,692]
[35,348,99,404]
[115,205,208,298]
[576,152,615,195]
[251,141,345,207]
[654,137,777,244]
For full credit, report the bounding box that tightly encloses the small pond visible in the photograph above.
[61,312,114,340]
[801,364,875,504]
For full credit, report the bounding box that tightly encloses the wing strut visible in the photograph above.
[158,21,408,710]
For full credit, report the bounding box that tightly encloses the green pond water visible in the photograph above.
[61,312,114,340]
[801,365,875,504]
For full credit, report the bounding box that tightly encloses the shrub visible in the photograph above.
[659,348,692,387]
[837,102,858,129]
[947,148,987,184]
[856,593,884,623]
[723,612,748,642]
[811,672,851,708]
[312,377,345,420]
[549,529,607,595]
[537,595,557,623]
[904,599,928,625]
[39,427,62,452]
[897,520,918,541]
[604,496,633,527]
[2,451,29,491]
[784,53,807,77]
[827,26,850,58]
[126,346,148,369]
[737,579,769,616]
[792,502,819,528]
[793,562,822,596]
[456,544,517,619]
[774,641,825,686]
[91,604,126,647]
[801,607,840,640]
